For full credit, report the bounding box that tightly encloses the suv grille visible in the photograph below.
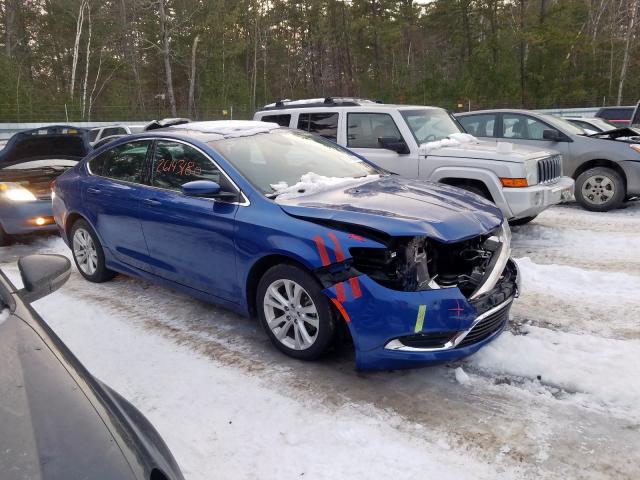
[537,155,562,184]
[457,301,511,348]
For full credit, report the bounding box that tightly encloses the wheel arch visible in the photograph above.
[439,177,493,201]
[573,159,627,190]
[245,254,315,318]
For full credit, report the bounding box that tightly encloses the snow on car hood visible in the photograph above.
[419,134,554,162]
[277,175,503,242]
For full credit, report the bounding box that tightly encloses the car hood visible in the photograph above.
[277,176,503,242]
[0,126,91,168]
[0,313,137,480]
[420,139,554,162]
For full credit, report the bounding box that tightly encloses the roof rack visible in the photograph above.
[258,97,383,111]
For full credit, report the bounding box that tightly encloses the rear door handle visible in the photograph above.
[142,198,162,206]
[87,187,101,194]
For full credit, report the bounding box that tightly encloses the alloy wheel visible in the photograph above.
[73,228,98,275]
[263,279,320,351]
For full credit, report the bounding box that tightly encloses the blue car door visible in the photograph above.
[82,140,153,271]
[138,139,240,302]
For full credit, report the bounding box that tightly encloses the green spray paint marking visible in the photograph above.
[414,305,427,333]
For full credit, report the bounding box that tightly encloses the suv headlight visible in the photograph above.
[0,182,37,202]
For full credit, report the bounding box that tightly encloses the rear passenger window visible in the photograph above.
[459,114,496,137]
[297,113,338,140]
[151,140,228,192]
[89,140,151,183]
[261,114,291,127]
[347,113,402,148]
[102,127,127,137]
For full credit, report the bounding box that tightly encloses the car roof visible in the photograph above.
[457,108,542,116]
[146,120,282,142]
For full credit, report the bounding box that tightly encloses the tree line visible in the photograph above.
[1,0,639,122]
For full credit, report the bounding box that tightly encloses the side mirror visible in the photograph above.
[542,129,564,141]
[378,136,410,154]
[18,254,71,303]
[181,180,221,196]
[181,180,238,201]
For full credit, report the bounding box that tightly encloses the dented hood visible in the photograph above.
[277,176,503,242]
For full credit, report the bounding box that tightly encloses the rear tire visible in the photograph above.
[256,264,336,360]
[70,219,116,283]
[509,215,537,226]
[575,167,625,212]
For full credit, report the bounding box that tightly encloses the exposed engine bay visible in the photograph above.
[1,162,75,200]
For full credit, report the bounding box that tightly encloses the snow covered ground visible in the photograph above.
[1,202,639,479]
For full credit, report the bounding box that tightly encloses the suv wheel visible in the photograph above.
[70,219,116,282]
[257,264,336,360]
[575,167,625,212]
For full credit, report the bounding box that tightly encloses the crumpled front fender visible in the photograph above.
[323,275,480,370]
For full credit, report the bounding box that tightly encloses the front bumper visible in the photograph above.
[503,176,574,220]
[0,199,57,235]
[323,259,519,370]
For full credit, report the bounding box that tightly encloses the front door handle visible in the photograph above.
[87,187,101,194]
[142,198,162,206]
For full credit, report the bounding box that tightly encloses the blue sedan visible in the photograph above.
[53,121,519,370]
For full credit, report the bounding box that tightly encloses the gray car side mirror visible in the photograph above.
[18,254,71,303]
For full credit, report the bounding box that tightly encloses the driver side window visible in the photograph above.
[502,114,559,140]
[347,113,403,148]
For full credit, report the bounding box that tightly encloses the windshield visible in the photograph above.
[401,109,463,144]
[210,129,380,195]
[540,114,586,135]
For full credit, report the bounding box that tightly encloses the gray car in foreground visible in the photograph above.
[0,254,184,480]
[457,109,640,211]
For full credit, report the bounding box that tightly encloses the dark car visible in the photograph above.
[0,126,92,245]
[594,106,635,126]
[0,254,184,480]
[52,120,518,371]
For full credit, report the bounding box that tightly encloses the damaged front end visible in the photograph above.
[317,223,518,370]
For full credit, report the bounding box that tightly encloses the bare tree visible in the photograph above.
[617,0,638,105]
[158,0,177,117]
[188,34,200,118]
[70,0,88,99]
[4,0,19,57]
[82,4,92,118]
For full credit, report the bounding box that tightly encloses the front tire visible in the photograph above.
[257,264,336,360]
[70,219,116,282]
[575,167,625,212]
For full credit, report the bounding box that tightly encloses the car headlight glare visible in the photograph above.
[0,182,37,202]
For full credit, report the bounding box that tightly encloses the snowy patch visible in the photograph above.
[470,325,640,420]
[419,132,478,153]
[175,120,279,138]
[0,308,9,325]
[271,172,380,200]
[454,367,470,385]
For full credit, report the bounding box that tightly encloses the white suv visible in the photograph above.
[253,98,574,224]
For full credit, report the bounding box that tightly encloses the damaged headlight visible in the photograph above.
[0,182,37,202]
[349,224,510,297]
